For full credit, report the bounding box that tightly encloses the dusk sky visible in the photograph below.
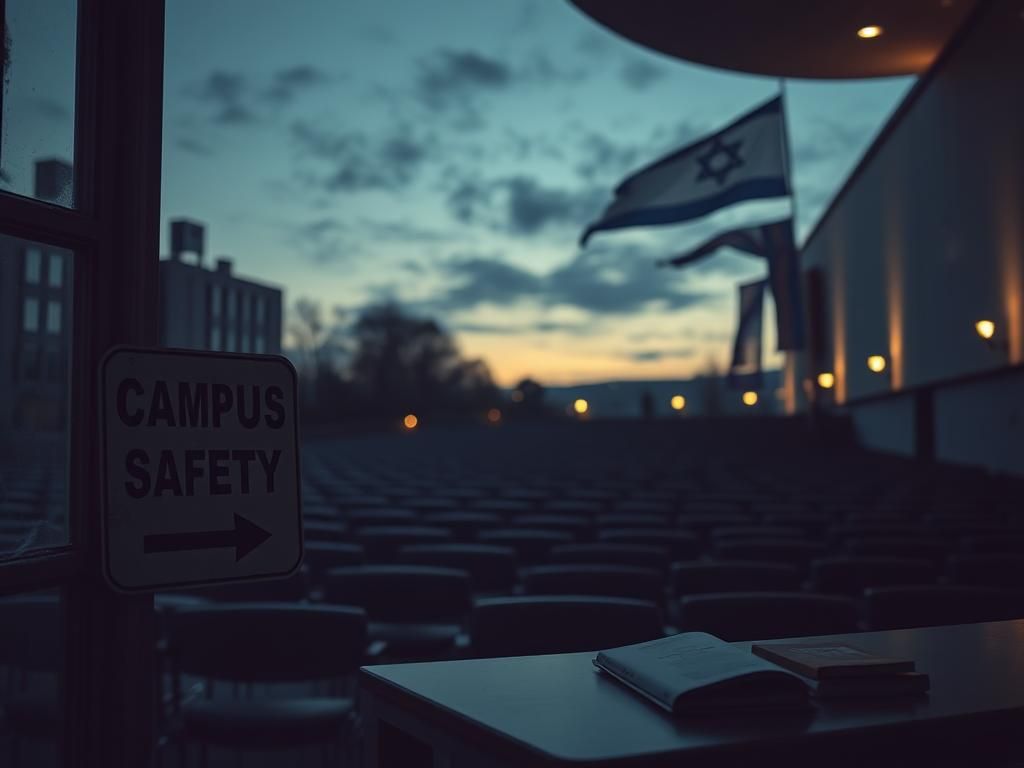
[161,0,914,387]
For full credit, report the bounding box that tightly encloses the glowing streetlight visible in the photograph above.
[867,355,887,373]
[403,413,419,430]
[742,391,758,407]
[487,408,502,424]
[573,398,589,415]
[857,25,883,39]
[670,394,686,411]
[817,372,835,389]
[975,320,996,340]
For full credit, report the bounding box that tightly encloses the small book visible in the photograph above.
[809,672,931,700]
[594,632,809,714]
[750,641,915,680]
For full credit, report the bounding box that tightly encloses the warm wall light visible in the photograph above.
[403,413,419,430]
[670,394,686,411]
[857,25,883,38]
[510,390,524,403]
[486,407,502,424]
[742,391,758,406]
[867,355,887,373]
[573,398,589,415]
[975,319,996,340]
[817,372,835,389]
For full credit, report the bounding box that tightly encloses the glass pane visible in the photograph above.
[0,589,62,767]
[0,0,78,206]
[1,234,72,559]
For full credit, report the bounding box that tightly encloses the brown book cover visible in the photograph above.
[751,642,915,680]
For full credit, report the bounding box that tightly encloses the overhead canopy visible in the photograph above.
[569,0,978,79]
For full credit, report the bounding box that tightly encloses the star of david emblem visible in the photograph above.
[695,136,744,186]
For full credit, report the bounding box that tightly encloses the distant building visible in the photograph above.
[0,160,74,430]
[159,220,282,355]
[540,371,784,419]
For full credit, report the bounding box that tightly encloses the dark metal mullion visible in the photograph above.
[62,1,165,767]
[0,549,81,597]
[0,194,98,249]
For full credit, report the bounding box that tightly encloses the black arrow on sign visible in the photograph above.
[143,513,272,562]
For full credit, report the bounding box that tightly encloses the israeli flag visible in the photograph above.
[728,279,766,390]
[658,218,805,351]
[581,97,789,246]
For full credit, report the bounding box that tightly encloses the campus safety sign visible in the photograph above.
[101,347,302,592]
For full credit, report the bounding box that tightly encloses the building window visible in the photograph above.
[227,289,237,322]
[48,252,64,288]
[254,335,265,354]
[46,301,62,334]
[23,297,39,331]
[255,295,266,325]
[25,248,42,283]
[210,285,222,318]
[210,325,221,351]
[241,292,250,326]
[225,328,236,353]
[240,332,250,353]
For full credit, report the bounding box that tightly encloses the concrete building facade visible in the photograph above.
[791,0,1024,475]
[159,219,283,355]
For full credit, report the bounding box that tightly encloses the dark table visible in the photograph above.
[359,620,1024,767]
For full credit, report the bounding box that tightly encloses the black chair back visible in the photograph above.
[323,565,471,622]
[521,564,664,603]
[677,592,857,641]
[166,604,367,682]
[810,556,937,595]
[865,585,1024,630]
[398,544,518,592]
[671,561,802,596]
[470,596,663,657]
[548,543,671,571]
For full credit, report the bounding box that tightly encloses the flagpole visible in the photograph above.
[778,77,806,418]
[777,77,799,243]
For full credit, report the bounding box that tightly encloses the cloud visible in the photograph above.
[176,137,213,156]
[433,245,710,316]
[194,70,254,124]
[289,217,353,264]
[444,174,603,236]
[453,319,590,336]
[572,121,701,183]
[291,121,434,192]
[576,32,614,57]
[187,65,332,125]
[264,65,329,105]
[357,218,451,243]
[440,255,543,308]
[621,59,667,90]
[624,348,696,363]
[416,49,512,112]
[574,132,642,181]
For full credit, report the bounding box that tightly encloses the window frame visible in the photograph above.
[0,1,165,766]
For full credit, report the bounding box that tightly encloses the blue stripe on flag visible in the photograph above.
[582,177,788,245]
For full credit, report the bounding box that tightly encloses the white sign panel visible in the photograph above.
[101,347,302,592]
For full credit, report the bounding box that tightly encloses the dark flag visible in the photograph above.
[728,279,766,390]
[659,218,804,351]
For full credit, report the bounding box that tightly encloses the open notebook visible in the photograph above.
[594,632,809,714]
